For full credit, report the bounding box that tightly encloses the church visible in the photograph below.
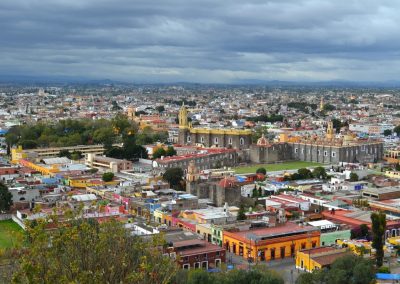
[178,104,252,150]
[250,122,384,164]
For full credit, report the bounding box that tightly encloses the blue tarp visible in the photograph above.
[0,129,8,135]
[236,176,246,182]
[208,268,221,273]
[376,273,400,280]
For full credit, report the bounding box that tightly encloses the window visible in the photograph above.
[215,259,221,267]
[187,136,191,143]
[302,149,305,154]
[202,261,208,269]
[295,148,298,153]
[324,151,327,157]
[229,138,233,144]
[317,150,321,156]
[183,264,190,270]
[194,262,201,269]
[200,136,204,143]
[301,243,306,249]
[332,152,336,157]
[214,137,219,144]
[240,138,244,145]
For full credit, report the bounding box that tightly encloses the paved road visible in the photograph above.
[226,252,304,283]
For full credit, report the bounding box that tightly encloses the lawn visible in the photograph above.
[234,161,323,174]
[0,220,24,249]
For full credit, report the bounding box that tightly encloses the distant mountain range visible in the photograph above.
[1,74,400,88]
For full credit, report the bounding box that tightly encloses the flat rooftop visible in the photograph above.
[226,222,318,241]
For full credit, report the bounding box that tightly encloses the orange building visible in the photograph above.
[223,222,320,262]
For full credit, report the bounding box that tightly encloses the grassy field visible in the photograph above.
[234,161,323,174]
[0,220,24,249]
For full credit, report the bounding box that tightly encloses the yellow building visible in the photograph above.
[223,223,320,262]
[384,149,400,164]
[65,176,118,188]
[385,170,400,179]
[196,223,212,243]
[11,144,113,164]
[178,104,252,149]
[295,247,351,272]
[336,239,372,255]
[11,146,28,164]
[18,158,59,176]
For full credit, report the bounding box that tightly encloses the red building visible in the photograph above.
[164,230,226,270]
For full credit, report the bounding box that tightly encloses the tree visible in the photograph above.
[394,125,400,136]
[252,187,259,198]
[20,140,38,149]
[296,255,375,284]
[0,182,12,212]
[165,146,177,157]
[351,224,370,239]
[163,168,184,190]
[12,217,177,284]
[102,172,114,182]
[349,172,359,182]
[383,129,392,136]
[112,113,132,135]
[371,211,386,267]
[156,106,165,113]
[312,166,327,179]
[323,104,336,111]
[152,147,167,159]
[70,151,83,160]
[58,149,71,159]
[297,168,312,179]
[256,167,267,175]
[237,204,247,220]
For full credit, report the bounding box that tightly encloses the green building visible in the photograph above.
[321,230,351,246]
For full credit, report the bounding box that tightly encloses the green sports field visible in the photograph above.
[234,161,323,174]
[0,220,24,249]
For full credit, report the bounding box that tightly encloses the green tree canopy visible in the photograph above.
[0,182,12,212]
[58,149,71,159]
[383,129,392,136]
[256,167,267,175]
[349,172,359,182]
[173,266,284,284]
[296,254,375,284]
[312,166,327,179]
[371,211,386,267]
[237,204,247,221]
[102,172,114,182]
[162,168,184,190]
[165,146,177,157]
[152,147,167,159]
[12,217,176,284]
[394,125,400,136]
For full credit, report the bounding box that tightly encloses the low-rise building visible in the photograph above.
[223,222,321,262]
[295,247,351,272]
[86,154,132,173]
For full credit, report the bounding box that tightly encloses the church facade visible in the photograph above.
[250,122,384,164]
[178,104,252,150]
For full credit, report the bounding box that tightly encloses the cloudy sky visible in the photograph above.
[1,0,400,83]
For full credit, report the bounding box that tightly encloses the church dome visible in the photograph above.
[257,134,269,146]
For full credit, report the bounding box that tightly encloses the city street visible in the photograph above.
[226,252,304,283]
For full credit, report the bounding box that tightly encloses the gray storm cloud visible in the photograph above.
[0,0,400,83]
